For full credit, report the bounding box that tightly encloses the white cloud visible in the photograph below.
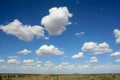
[75,32,85,36]
[1,60,120,74]
[8,56,20,64]
[60,55,69,60]
[90,57,98,63]
[44,36,49,40]
[0,65,8,69]
[56,62,74,70]
[92,64,120,73]
[7,59,19,64]
[44,61,54,67]
[82,42,112,54]
[8,56,19,59]
[36,44,64,56]
[71,52,83,59]
[115,59,120,63]
[0,59,5,63]
[41,7,72,35]
[114,29,120,43]
[111,51,120,57]
[83,65,91,69]
[36,60,42,64]
[55,62,76,73]
[23,60,42,67]
[18,49,32,55]
[23,59,34,64]
[0,19,44,41]
[36,64,41,67]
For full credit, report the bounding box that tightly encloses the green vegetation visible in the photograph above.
[0,73,120,80]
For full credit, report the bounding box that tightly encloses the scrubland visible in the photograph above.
[0,73,120,80]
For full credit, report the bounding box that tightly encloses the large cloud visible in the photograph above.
[114,29,120,43]
[71,52,83,59]
[36,45,64,56]
[18,49,32,55]
[0,19,44,41]
[41,7,72,35]
[111,51,120,57]
[82,42,112,54]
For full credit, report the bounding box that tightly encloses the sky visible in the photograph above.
[0,0,120,74]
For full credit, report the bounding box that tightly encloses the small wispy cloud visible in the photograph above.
[61,55,69,60]
[18,49,32,55]
[90,57,98,63]
[75,32,85,36]
[0,59,5,63]
[23,59,34,64]
[7,58,20,64]
[115,59,120,63]
[8,56,20,59]
[44,36,49,40]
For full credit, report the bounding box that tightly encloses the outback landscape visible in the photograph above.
[0,73,120,80]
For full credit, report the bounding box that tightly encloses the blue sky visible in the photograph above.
[0,0,120,74]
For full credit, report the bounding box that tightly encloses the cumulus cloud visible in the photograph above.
[111,51,120,57]
[90,57,98,63]
[18,49,32,55]
[114,29,120,43]
[71,52,83,59]
[0,59,5,63]
[1,60,120,74]
[41,7,72,35]
[23,59,34,64]
[22,59,42,67]
[56,62,74,71]
[8,56,20,64]
[82,42,112,54]
[75,32,85,36]
[0,19,44,41]
[36,44,64,56]
[7,59,19,64]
